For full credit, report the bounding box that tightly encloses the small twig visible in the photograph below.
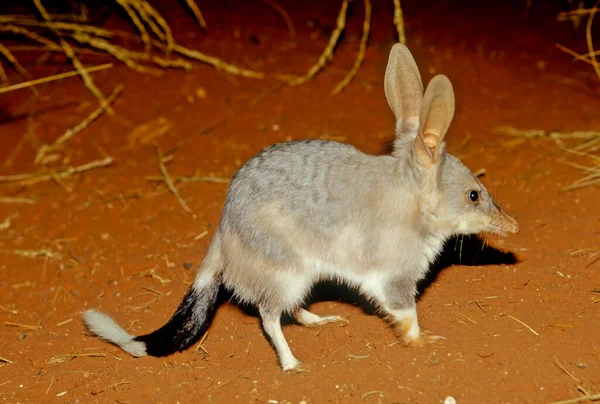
[0,356,13,364]
[155,147,194,216]
[287,0,349,86]
[332,0,371,95]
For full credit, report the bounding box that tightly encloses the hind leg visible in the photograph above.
[259,306,303,371]
[294,308,349,327]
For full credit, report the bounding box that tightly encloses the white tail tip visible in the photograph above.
[83,310,147,357]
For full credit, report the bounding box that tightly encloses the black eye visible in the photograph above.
[468,190,479,203]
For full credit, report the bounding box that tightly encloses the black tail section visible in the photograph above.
[135,278,220,357]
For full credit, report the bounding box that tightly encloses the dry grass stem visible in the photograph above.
[116,0,151,55]
[194,230,208,240]
[2,1,262,84]
[107,378,130,392]
[56,318,73,327]
[459,313,478,325]
[362,391,385,400]
[554,356,581,383]
[194,331,210,356]
[393,0,407,44]
[0,61,7,85]
[0,249,59,259]
[184,0,207,29]
[56,84,123,146]
[0,196,37,204]
[0,356,13,364]
[287,0,349,86]
[155,147,195,216]
[4,321,42,330]
[147,174,229,184]
[33,0,113,114]
[557,7,600,81]
[556,43,597,66]
[260,0,295,38]
[0,18,115,38]
[551,393,600,404]
[132,0,174,53]
[45,372,54,395]
[0,63,112,94]
[503,314,539,336]
[35,84,123,164]
[0,156,113,186]
[49,352,106,363]
[585,9,600,80]
[0,42,35,93]
[70,32,158,74]
[332,0,371,95]
[559,7,599,17]
[494,126,599,191]
[0,24,61,51]
[586,249,600,267]
[172,44,263,78]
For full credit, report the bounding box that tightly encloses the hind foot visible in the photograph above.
[294,308,349,328]
[284,360,311,373]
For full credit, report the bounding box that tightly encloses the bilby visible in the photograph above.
[83,43,519,371]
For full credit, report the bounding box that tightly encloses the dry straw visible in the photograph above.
[332,0,372,95]
[0,0,411,98]
[286,0,350,86]
[494,126,600,191]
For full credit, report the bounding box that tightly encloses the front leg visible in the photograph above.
[386,305,423,346]
[378,277,424,345]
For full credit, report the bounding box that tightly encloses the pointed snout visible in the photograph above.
[494,209,519,236]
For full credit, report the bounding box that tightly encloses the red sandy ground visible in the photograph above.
[0,1,599,403]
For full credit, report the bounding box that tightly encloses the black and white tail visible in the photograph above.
[83,243,222,357]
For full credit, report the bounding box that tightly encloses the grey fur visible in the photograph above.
[82,44,519,371]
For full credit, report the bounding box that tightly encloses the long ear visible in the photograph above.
[384,44,424,140]
[414,74,455,167]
